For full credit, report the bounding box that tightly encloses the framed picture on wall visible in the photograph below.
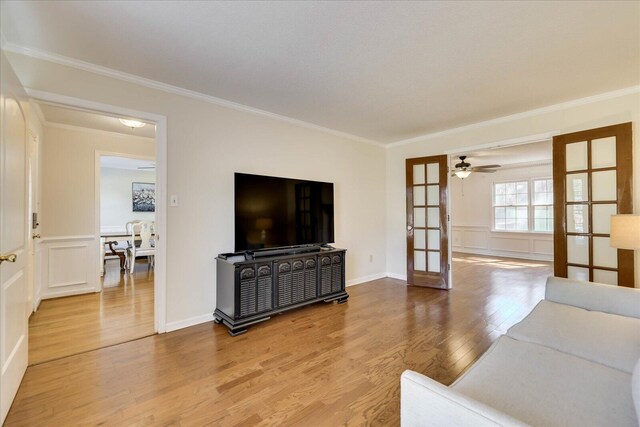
[132,182,155,212]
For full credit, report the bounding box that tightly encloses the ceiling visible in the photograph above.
[100,156,155,171]
[36,102,156,138]
[451,140,551,169]
[3,1,639,144]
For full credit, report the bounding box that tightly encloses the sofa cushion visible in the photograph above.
[506,299,640,373]
[452,336,637,427]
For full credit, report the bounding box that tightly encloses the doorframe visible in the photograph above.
[443,131,559,288]
[25,88,168,333]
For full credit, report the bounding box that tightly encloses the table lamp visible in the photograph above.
[610,214,640,250]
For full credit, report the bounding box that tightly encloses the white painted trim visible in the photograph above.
[4,43,383,148]
[26,89,168,333]
[44,121,155,142]
[389,86,640,148]
[386,272,407,281]
[165,314,213,333]
[452,248,553,262]
[41,286,100,300]
[444,132,556,155]
[346,272,387,287]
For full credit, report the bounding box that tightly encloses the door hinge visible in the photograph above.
[447,214,450,222]
[448,263,451,271]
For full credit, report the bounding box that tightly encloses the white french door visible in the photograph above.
[0,52,29,423]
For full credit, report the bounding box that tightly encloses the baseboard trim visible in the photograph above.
[346,272,387,287]
[452,247,553,262]
[165,313,214,333]
[386,272,407,281]
[41,287,99,300]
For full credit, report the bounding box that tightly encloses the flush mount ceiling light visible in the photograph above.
[119,118,146,128]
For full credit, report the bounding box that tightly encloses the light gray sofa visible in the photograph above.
[401,276,640,426]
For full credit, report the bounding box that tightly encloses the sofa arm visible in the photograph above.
[545,276,640,319]
[400,370,527,427]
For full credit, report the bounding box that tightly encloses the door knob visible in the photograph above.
[407,225,413,231]
[32,234,41,239]
[0,254,17,264]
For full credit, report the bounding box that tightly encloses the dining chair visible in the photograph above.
[126,221,155,273]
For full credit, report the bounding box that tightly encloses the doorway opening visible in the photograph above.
[447,139,554,313]
[26,97,166,365]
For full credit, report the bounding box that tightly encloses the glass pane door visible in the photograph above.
[406,155,449,288]
[553,123,634,287]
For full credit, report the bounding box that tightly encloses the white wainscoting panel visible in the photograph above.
[39,236,99,299]
[452,225,553,261]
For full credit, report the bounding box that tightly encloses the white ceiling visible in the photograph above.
[36,102,156,138]
[100,156,155,171]
[3,1,639,144]
[451,140,552,169]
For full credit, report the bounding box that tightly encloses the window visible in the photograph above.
[493,178,553,232]
[493,181,529,231]
[533,179,553,232]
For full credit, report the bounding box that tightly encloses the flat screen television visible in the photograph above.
[234,173,335,252]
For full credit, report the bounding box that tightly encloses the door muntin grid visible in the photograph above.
[411,161,442,274]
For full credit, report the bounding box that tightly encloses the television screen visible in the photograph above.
[234,173,335,252]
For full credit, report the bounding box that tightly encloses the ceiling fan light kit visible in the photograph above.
[451,155,501,179]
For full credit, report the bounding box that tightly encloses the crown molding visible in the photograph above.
[44,121,155,142]
[2,42,385,148]
[389,85,640,148]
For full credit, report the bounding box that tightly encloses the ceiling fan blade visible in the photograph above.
[470,169,497,173]
[138,166,156,170]
[472,164,501,169]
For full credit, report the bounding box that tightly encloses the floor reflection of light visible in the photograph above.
[451,256,550,270]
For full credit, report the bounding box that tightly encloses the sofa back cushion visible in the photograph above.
[545,276,640,319]
[507,299,640,373]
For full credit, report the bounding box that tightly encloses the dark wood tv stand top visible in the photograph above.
[214,246,348,336]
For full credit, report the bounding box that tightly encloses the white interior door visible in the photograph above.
[0,53,29,423]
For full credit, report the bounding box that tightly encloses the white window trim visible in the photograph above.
[491,177,553,234]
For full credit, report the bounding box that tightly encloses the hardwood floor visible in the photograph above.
[7,253,551,426]
[28,260,155,365]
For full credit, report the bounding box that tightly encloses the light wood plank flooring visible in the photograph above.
[7,253,551,425]
[28,260,155,365]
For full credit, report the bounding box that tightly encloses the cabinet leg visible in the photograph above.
[213,317,221,324]
[337,296,349,304]
[228,328,247,337]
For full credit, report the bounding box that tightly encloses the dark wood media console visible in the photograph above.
[214,247,348,336]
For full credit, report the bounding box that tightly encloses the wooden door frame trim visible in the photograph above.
[25,88,168,332]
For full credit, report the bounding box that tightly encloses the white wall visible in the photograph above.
[6,52,388,329]
[386,90,640,287]
[451,163,553,261]
[41,126,155,236]
[100,167,156,232]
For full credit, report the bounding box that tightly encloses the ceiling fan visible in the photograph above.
[451,156,500,179]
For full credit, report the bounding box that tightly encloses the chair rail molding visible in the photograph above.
[38,235,100,300]
[452,225,553,261]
